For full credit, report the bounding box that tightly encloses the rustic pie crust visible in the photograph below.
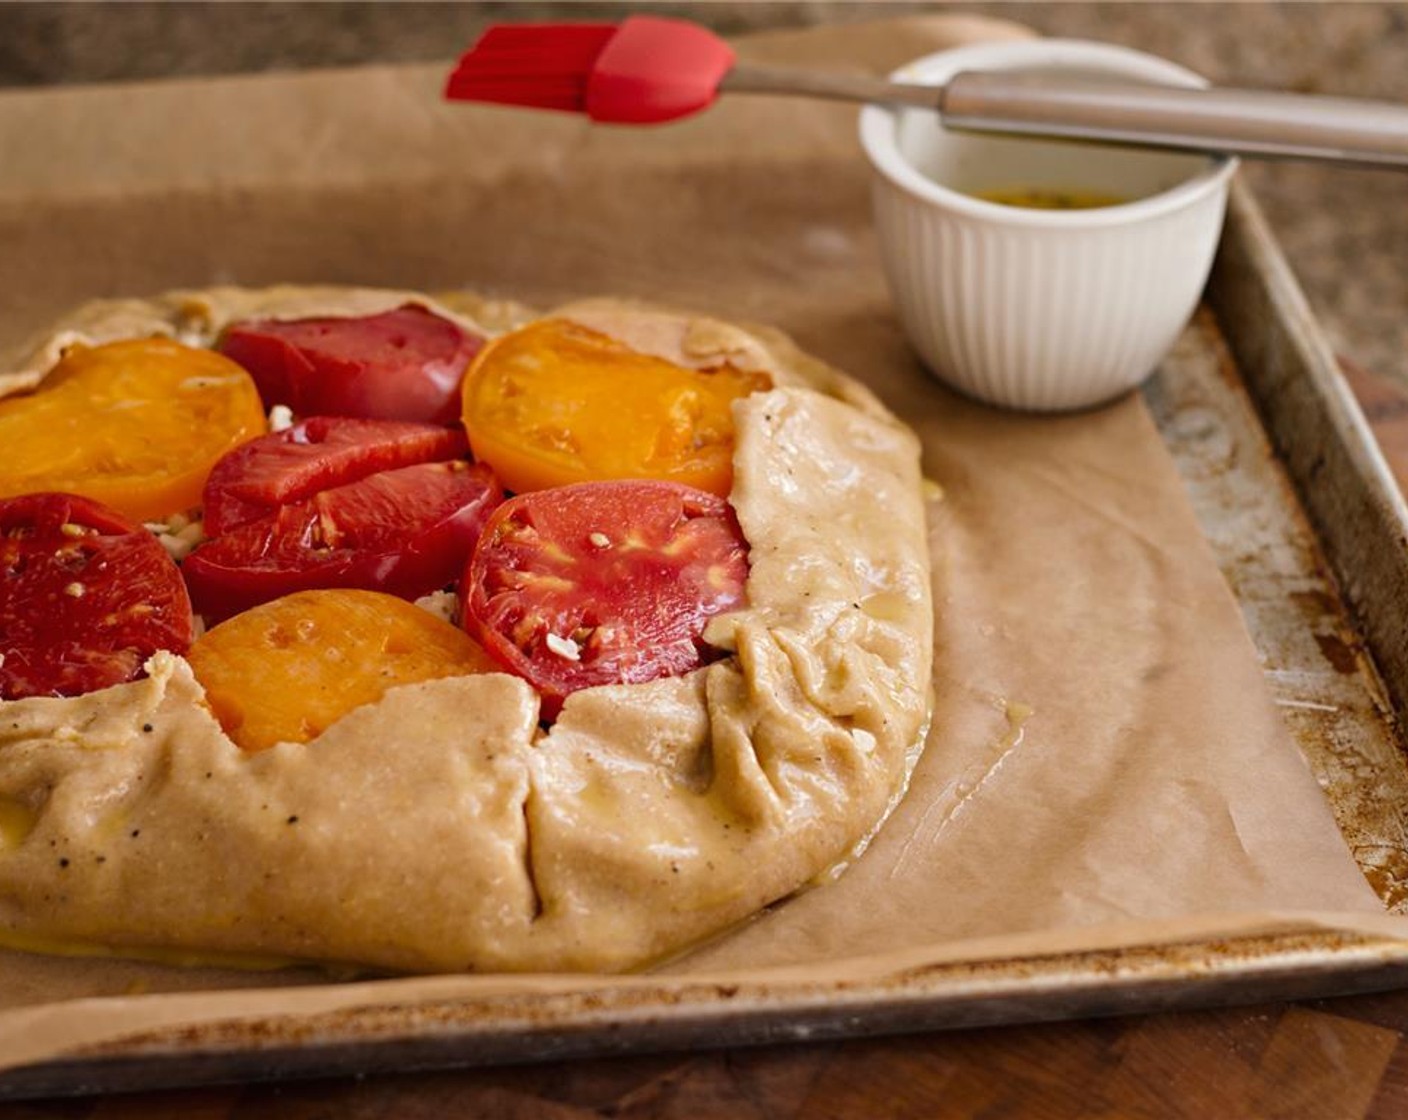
[0,287,933,973]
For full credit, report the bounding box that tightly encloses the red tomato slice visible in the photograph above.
[0,492,194,700]
[219,305,483,425]
[461,480,749,720]
[203,416,468,536]
[184,461,503,623]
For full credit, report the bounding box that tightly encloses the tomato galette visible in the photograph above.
[0,287,932,973]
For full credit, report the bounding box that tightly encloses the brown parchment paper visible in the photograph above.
[0,13,1402,1071]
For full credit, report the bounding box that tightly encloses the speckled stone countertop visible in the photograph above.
[2,2,1405,385]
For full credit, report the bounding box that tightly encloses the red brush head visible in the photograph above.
[444,16,735,124]
[585,16,736,124]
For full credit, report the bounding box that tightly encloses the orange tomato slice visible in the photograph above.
[0,338,267,522]
[460,318,771,496]
[187,588,498,752]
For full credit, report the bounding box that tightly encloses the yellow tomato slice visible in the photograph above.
[0,338,267,522]
[461,319,771,496]
[187,589,498,752]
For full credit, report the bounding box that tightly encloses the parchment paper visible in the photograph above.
[0,14,1401,1070]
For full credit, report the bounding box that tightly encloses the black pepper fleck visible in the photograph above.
[96,856,106,864]
[141,723,153,733]
[130,829,140,838]
[58,858,69,869]
[287,815,299,825]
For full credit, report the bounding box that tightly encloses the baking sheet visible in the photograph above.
[1,14,1407,1095]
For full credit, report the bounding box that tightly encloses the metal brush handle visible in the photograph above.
[720,64,1408,168]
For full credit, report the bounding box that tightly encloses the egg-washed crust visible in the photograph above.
[0,287,933,974]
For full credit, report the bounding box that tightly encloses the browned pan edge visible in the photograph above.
[1208,179,1408,725]
[4,929,1407,1099]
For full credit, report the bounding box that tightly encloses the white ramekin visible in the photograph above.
[859,40,1239,412]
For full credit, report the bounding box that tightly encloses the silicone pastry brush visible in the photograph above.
[444,15,1408,169]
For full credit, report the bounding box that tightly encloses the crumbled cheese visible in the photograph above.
[154,519,206,564]
[144,510,205,562]
[59,522,87,538]
[268,404,294,432]
[587,532,611,548]
[413,590,459,627]
[144,511,193,536]
[544,633,581,661]
[63,582,85,598]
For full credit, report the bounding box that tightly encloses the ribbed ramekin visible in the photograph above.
[859,40,1238,412]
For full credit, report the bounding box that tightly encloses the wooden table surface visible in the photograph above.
[5,364,1408,1120]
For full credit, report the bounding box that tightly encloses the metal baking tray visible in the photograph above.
[3,181,1408,1100]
